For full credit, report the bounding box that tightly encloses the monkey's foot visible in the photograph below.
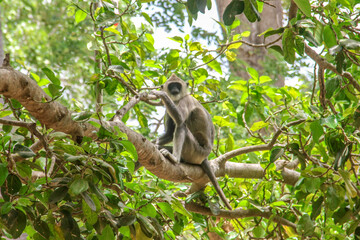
[159,149,178,164]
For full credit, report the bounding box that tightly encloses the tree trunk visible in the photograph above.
[215,0,284,86]
[0,8,4,66]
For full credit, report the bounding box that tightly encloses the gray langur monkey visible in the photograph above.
[151,74,232,210]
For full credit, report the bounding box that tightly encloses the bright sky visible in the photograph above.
[151,4,221,50]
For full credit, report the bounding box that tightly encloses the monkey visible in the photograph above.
[151,74,232,210]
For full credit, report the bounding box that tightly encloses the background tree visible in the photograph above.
[1,1,360,239]
[215,0,286,86]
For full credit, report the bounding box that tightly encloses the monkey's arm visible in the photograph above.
[157,116,175,145]
[150,91,184,125]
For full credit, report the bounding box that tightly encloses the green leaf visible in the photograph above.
[297,214,314,236]
[75,9,87,24]
[225,134,235,152]
[1,209,27,238]
[0,110,12,118]
[13,143,36,158]
[197,0,207,13]
[137,215,157,238]
[302,30,319,46]
[208,201,221,216]
[293,0,311,17]
[166,49,180,63]
[321,115,339,129]
[0,163,8,186]
[34,218,51,239]
[311,196,323,220]
[187,0,198,15]
[118,214,137,226]
[142,12,153,26]
[6,174,22,194]
[269,147,284,163]
[304,177,321,193]
[253,225,266,238]
[82,198,98,225]
[247,67,259,81]
[71,111,93,121]
[295,19,315,29]
[120,140,138,161]
[48,186,69,204]
[1,202,12,215]
[250,121,269,131]
[325,77,340,99]
[310,120,324,144]
[323,25,337,48]
[42,67,60,85]
[282,28,296,64]
[81,192,96,211]
[295,37,305,56]
[268,45,283,55]
[108,65,124,73]
[168,36,183,44]
[223,0,244,26]
[69,178,89,195]
[326,186,343,211]
[48,83,63,98]
[157,202,175,221]
[134,105,148,128]
[244,0,260,23]
[203,54,222,74]
[263,27,285,39]
[335,51,345,73]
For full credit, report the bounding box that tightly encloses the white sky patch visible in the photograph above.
[151,4,221,50]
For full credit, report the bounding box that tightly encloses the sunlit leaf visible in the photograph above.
[293,0,311,17]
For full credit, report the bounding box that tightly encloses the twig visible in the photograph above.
[305,44,360,92]
[0,118,49,153]
[221,35,282,49]
[318,66,326,109]
[242,101,266,143]
[100,27,112,66]
[216,119,306,164]
[111,92,158,121]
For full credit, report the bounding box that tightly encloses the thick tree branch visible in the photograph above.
[0,67,300,190]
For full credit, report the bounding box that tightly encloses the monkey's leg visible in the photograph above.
[173,124,186,162]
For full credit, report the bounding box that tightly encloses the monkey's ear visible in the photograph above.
[186,82,189,87]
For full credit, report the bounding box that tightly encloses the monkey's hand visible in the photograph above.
[159,148,179,164]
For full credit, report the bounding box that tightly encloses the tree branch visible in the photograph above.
[185,202,297,230]
[304,44,360,92]
[0,67,301,195]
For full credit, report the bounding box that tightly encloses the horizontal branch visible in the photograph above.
[185,202,297,230]
[0,67,300,189]
[216,119,306,164]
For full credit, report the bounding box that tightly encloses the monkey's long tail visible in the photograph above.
[201,160,232,210]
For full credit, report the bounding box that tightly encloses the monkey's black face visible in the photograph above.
[167,82,182,96]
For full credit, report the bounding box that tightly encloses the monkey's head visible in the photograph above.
[162,74,188,102]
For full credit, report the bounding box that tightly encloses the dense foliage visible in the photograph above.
[1,0,360,239]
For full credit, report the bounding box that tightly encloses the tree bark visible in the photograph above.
[0,8,4,66]
[215,0,284,86]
